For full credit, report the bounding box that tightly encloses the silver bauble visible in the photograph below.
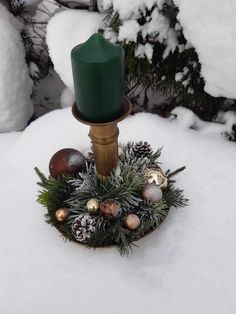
[142,183,163,203]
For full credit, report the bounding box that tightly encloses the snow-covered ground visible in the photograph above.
[0,109,236,314]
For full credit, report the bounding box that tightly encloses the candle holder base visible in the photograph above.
[72,97,132,178]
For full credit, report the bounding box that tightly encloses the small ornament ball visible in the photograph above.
[146,169,168,189]
[100,199,121,219]
[142,182,163,203]
[86,198,100,214]
[124,214,140,230]
[55,208,70,221]
[49,148,85,178]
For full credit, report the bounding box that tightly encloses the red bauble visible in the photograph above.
[100,199,121,219]
[49,148,85,178]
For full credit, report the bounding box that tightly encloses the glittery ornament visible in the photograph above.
[100,199,121,219]
[146,169,168,189]
[124,214,140,230]
[72,214,96,243]
[86,198,100,214]
[49,148,85,178]
[142,183,163,203]
[55,208,70,221]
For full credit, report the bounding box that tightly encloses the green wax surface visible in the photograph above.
[71,33,124,123]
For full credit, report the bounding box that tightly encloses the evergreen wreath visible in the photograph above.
[35,142,188,256]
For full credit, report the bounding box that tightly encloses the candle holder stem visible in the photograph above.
[89,123,119,179]
[72,97,132,179]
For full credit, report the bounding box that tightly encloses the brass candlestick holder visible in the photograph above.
[72,97,132,179]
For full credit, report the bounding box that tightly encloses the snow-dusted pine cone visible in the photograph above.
[72,214,96,243]
[133,141,153,158]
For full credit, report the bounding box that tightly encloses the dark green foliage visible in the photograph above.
[35,142,188,256]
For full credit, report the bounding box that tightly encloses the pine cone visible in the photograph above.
[72,214,96,243]
[133,141,153,158]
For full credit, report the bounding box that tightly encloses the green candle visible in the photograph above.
[71,33,124,123]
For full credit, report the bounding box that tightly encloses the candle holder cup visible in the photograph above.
[72,97,132,180]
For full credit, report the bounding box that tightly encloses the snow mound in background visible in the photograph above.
[171,106,236,136]
[60,87,75,108]
[1,109,236,314]
[0,4,33,132]
[47,10,104,92]
[174,0,236,98]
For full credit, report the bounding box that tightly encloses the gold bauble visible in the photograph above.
[55,208,70,221]
[86,198,100,214]
[124,214,141,230]
[146,169,168,189]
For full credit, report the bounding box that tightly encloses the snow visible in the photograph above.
[171,106,236,137]
[173,0,236,98]
[175,72,183,82]
[46,10,104,92]
[101,0,236,98]
[115,5,178,58]
[142,7,178,58]
[0,4,33,132]
[33,70,65,117]
[103,0,165,19]
[103,1,178,60]
[118,20,140,43]
[1,108,236,313]
[97,0,106,12]
[29,62,40,79]
[135,43,153,61]
[60,87,75,108]
[0,2,24,31]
